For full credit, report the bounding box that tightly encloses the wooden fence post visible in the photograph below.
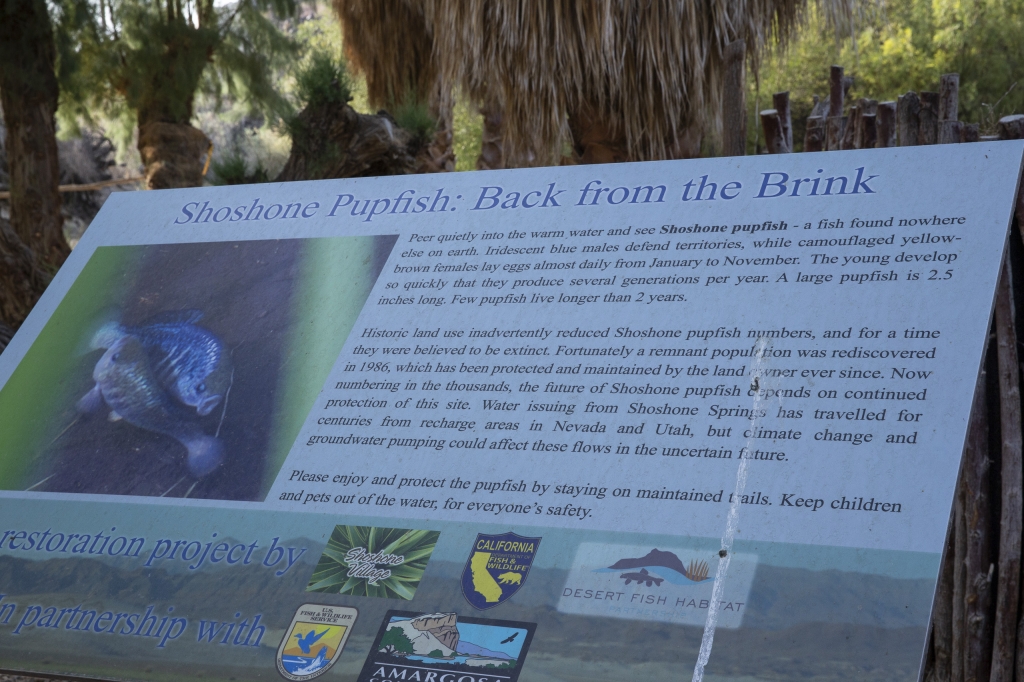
[722,39,747,157]
[898,92,921,146]
[760,109,789,153]
[934,521,956,682]
[841,104,858,149]
[920,91,940,145]
[939,122,964,145]
[955,477,967,682]
[991,259,1022,682]
[963,367,994,682]
[826,65,845,150]
[860,113,877,149]
[805,116,825,152]
[772,91,792,152]
[878,102,897,147]
[999,115,1024,140]
[940,74,960,122]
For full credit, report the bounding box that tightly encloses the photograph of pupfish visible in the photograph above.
[0,236,396,500]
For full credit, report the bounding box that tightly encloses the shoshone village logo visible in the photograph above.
[357,610,536,682]
[461,532,541,609]
[276,604,357,681]
[557,543,757,627]
[306,525,439,599]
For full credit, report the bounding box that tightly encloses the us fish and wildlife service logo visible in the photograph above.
[461,532,541,609]
[277,603,357,681]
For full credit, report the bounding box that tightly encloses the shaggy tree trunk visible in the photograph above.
[415,122,455,173]
[568,108,629,164]
[137,121,211,190]
[477,101,504,170]
[0,0,68,269]
[568,106,701,164]
[0,216,50,335]
[276,100,419,182]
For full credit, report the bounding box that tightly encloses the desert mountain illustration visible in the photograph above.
[602,549,712,584]
[379,613,521,668]
[384,612,460,656]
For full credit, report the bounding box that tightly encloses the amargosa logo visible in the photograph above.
[276,604,357,681]
[357,610,536,682]
[461,532,541,609]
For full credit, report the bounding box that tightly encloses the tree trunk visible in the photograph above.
[0,0,68,269]
[137,121,211,190]
[721,40,747,157]
[568,107,630,164]
[568,106,701,164]
[0,215,50,334]
[276,100,418,182]
[476,101,505,170]
[414,117,455,174]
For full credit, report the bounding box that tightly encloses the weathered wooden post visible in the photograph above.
[721,39,747,157]
[938,75,961,144]
[989,260,1021,682]
[860,113,877,149]
[877,101,897,147]
[964,369,994,682]
[854,99,877,148]
[772,91,793,153]
[897,92,921,146]
[805,117,825,152]
[826,66,845,151]
[998,115,1024,140]
[841,104,858,150]
[919,91,940,145]
[760,109,789,153]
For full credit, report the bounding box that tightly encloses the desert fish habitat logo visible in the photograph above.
[357,610,536,682]
[461,532,540,609]
[306,526,440,599]
[557,543,758,627]
[277,604,357,681]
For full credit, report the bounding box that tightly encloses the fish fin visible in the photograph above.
[186,436,224,478]
[76,385,105,413]
[107,410,123,422]
[196,394,223,417]
[76,310,123,355]
[143,309,204,325]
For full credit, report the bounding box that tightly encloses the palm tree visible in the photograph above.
[334,0,840,167]
[65,0,298,188]
[0,0,68,267]
[333,0,453,172]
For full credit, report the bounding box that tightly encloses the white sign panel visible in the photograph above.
[0,142,1020,682]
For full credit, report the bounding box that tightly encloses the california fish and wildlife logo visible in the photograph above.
[277,604,357,681]
[357,610,536,682]
[461,532,541,609]
[558,543,758,627]
[306,525,440,599]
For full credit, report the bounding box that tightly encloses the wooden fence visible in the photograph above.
[754,65,1024,682]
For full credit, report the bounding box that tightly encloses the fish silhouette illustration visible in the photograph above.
[620,568,664,587]
[79,335,223,477]
[90,310,231,417]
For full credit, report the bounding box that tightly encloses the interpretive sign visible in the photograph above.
[0,143,1021,681]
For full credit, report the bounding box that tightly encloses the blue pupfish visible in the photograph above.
[78,335,224,477]
[90,310,231,416]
